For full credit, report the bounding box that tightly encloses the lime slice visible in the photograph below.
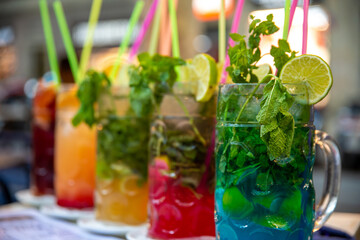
[280,54,333,104]
[177,63,198,95]
[246,64,271,83]
[119,175,141,197]
[253,64,271,82]
[191,53,218,102]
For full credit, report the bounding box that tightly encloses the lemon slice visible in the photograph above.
[192,54,218,102]
[280,54,333,104]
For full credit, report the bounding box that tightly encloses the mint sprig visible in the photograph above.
[128,53,185,117]
[256,79,295,160]
[72,70,111,127]
[270,39,297,76]
[227,14,279,83]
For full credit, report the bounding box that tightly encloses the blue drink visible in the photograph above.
[215,84,328,240]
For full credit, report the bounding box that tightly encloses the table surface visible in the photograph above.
[0,203,359,240]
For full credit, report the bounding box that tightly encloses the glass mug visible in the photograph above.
[54,84,96,209]
[148,83,217,239]
[215,84,341,240]
[95,87,149,225]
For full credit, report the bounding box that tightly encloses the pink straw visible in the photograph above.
[302,0,309,54]
[220,0,245,84]
[129,0,160,60]
[288,0,298,34]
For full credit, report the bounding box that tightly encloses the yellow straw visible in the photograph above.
[168,0,180,57]
[109,0,145,80]
[78,0,103,82]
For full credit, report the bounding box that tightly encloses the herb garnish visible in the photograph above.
[72,70,111,127]
[128,53,186,117]
[223,14,298,164]
[226,14,279,83]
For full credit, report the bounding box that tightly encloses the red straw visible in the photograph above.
[129,0,160,60]
[302,0,309,54]
[220,0,245,84]
[288,0,298,34]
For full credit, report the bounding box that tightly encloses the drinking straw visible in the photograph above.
[53,0,79,84]
[283,0,291,40]
[302,0,309,54]
[168,0,180,57]
[149,0,162,55]
[39,0,61,87]
[129,0,160,60]
[109,0,144,80]
[159,0,172,55]
[220,0,245,84]
[288,0,299,34]
[78,0,103,82]
[219,0,226,63]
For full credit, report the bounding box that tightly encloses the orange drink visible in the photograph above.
[95,88,149,224]
[54,84,96,209]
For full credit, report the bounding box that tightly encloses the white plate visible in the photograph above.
[78,217,148,236]
[15,189,55,207]
[126,228,215,240]
[40,204,94,221]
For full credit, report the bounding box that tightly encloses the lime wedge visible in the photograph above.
[246,64,271,83]
[280,54,333,104]
[178,62,198,95]
[222,187,254,219]
[191,53,218,102]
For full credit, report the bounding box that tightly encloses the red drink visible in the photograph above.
[148,163,215,238]
[148,87,216,239]
[31,81,56,196]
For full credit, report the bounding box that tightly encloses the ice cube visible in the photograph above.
[217,223,238,240]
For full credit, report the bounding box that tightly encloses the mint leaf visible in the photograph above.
[260,109,294,160]
[229,33,245,42]
[256,79,295,160]
[270,39,297,76]
[72,70,111,127]
[256,79,294,124]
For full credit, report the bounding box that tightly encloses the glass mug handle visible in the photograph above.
[314,130,342,231]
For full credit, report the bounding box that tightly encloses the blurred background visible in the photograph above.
[0,0,359,212]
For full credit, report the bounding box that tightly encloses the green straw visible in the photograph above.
[39,0,61,87]
[219,0,226,62]
[109,0,145,80]
[149,0,162,55]
[283,0,291,40]
[78,0,103,82]
[53,0,79,84]
[168,0,180,57]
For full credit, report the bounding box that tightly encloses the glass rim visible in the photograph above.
[219,82,307,87]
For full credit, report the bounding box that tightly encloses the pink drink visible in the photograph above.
[148,87,216,239]
[148,164,215,238]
